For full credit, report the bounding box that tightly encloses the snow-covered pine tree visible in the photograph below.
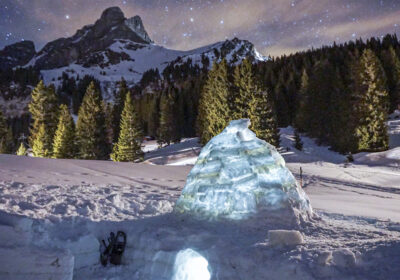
[197,59,230,145]
[52,104,76,159]
[76,82,110,159]
[249,88,280,147]
[111,93,143,162]
[352,49,389,152]
[28,81,59,157]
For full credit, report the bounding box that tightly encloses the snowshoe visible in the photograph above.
[110,231,127,265]
[100,232,116,266]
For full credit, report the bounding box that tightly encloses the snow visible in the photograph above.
[144,138,201,165]
[388,109,400,148]
[267,230,304,247]
[175,119,312,223]
[0,119,400,278]
[39,39,266,94]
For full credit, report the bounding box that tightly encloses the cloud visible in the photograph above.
[323,10,400,39]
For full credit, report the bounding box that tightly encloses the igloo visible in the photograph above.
[175,119,312,225]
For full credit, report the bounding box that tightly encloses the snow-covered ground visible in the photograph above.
[0,119,400,279]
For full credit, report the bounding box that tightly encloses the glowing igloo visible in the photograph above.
[175,119,312,225]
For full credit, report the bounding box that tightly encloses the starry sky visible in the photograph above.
[1,0,400,57]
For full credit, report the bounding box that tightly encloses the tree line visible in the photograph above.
[1,33,400,159]
[0,80,144,161]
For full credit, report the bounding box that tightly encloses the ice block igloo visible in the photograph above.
[175,119,312,225]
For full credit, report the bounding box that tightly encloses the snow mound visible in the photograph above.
[354,147,400,168]
[175,119,312,224]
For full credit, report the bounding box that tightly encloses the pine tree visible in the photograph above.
[28,81,59,157]
[16,142,27,156]
[352,49,389,152]
[197,60,230,144]
[104,102,114,147]
[32,123,52,157]
[111,93,143,162]
[112,78,129,141]
[76,82,110,159]
[294,130,303,151]
[381,46,400,112]
[295,69,309,131]
[249,89,280,146]
[157,91,176,147]
[231,59,255,119]
[0,109,13,154]
[52,104,76,159]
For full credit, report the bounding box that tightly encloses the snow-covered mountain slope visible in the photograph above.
[21,6,266,90]
[39,37,265,89]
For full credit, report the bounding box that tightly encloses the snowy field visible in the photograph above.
[0,116,400,279]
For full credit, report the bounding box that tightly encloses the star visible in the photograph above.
[65,14,70,20]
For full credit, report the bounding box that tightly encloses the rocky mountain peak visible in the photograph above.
[0,40,36,71]
[99,6,125,26]
[125,15,152,43]
[28,6,153,70]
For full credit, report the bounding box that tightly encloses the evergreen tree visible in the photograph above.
[295,69,309,130]
[28,81,59,157]
[112,78,129,141]
[76,82,110,159]
[381,46,400,112]
[52,104,76,159]
[32,123,52,157]
[249,89,280,146]
[231,59,255,119]
[104,102,114,147]
[197,60,230,144]
[111,93,143,162]
[352,49,389,152]
[0,110,13,154]
[157,91,177,147]
[294,130,303,151]
[16,142,27,156]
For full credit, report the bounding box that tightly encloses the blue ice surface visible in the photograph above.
[175,119,312,220]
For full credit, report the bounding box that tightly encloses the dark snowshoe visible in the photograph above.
[110,231,127,265]
[100,232,116,266]
[100,231,127,266]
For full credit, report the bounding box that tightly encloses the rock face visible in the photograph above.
[0,41,36,71]
[175,119,312,225]
[30,6,152,70]
[0,6,267,94]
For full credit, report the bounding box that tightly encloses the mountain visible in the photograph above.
[27,7,152,70]
[0,41,36,71]
[21,7,266,90]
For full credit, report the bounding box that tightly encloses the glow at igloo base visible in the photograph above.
[175,119,312,223]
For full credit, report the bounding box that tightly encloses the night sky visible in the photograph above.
[1,0,400,57]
